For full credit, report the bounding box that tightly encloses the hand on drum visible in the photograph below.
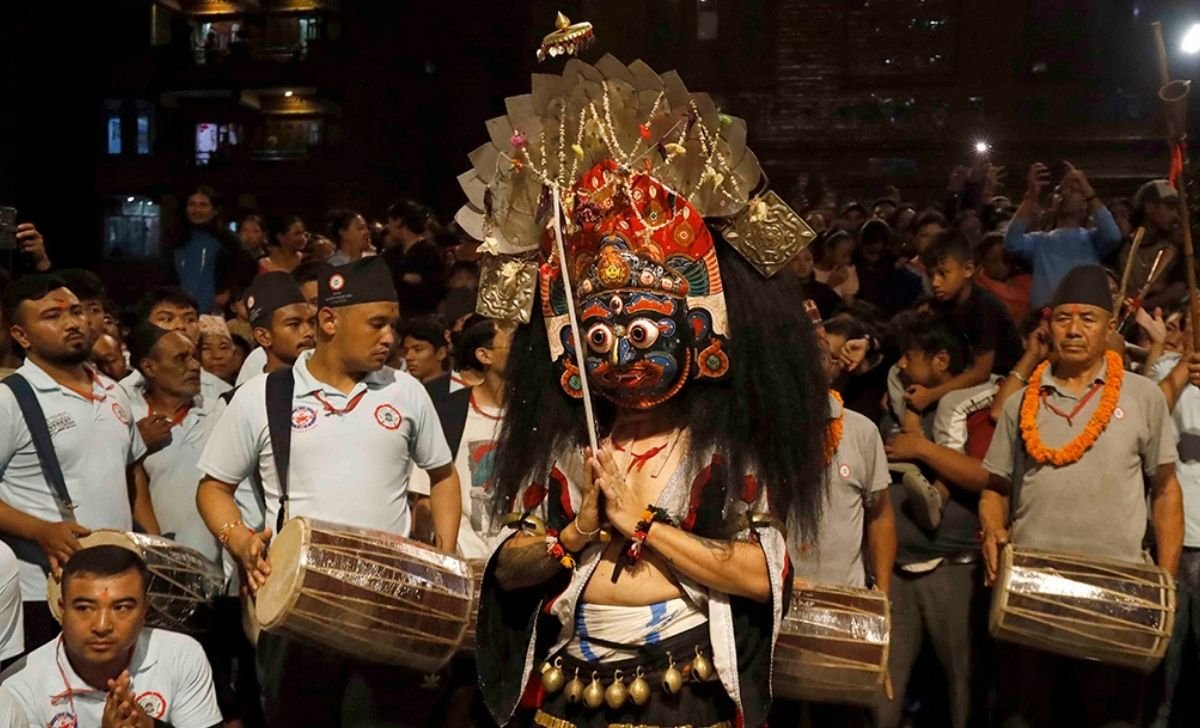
[102,670,152,728]
[982,527,1010,586]
[36,520,91,577]
[588,448,642,537]
[229,526,273,594]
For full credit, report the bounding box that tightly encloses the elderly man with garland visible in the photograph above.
[464,57,829,728]
[980,264,1183,727]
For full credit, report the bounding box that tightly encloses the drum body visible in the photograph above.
[458,559,486,655]
[773,583,890,705]
[48,530,224,632]
[256,517,473,672]
[989,545,1175,673]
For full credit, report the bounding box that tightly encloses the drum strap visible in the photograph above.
[265,368,295,533]
[2,374,76,521]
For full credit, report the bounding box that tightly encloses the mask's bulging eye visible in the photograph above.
[628,319,660,349]
[587,323,615,354]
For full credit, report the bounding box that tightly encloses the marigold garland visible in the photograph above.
[1020,349,1124,466]
[825,390,845,466]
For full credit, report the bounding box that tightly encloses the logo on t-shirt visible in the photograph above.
[838,463,852,479]
[48,712,78,728]
[46,412,76,437]
[1114,406,1125,420]
[136,691,167,719]
[111,403,130,425]
[291,405,318,431]
[374,404,403,430]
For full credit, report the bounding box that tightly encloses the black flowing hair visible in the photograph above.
[490,228,830,543]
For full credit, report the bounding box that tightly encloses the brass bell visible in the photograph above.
[662,653,684,695]
[583,672,605,709]
[543,658,566,694]
[605,670,628,710]
[629,669,651,707]
[692,647,714,682]
[564,669,585,704]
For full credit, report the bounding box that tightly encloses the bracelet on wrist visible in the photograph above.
[1008,369,1028,384]
[625,506,673,563]
[216,520,250,546]
[544,529,577,570]
[574,518,602,539]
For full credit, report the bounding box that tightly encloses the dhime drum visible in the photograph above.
[773,583,890,705]
[989,545,1175,673]
[255,517,473,672]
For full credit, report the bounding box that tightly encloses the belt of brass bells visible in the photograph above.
[540,647,716,710]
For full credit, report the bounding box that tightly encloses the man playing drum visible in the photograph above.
[195,257,462,727]
[981,264,1184,726]
[773,314,895,725]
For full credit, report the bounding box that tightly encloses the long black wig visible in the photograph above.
[490,228,831,544]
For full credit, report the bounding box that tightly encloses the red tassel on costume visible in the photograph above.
[1170,142,1186,190]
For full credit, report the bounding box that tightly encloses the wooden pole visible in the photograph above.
[1152,22,1200,348]
[1116,226,1146,316]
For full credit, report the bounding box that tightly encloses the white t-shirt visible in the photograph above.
[790,394,890,588]
[0,545,22,662]
[408,393,503,559]
[234,347,268,387]
[1,628,221,728]
[128,388,224,564]
[0,688,29,728]
[0,361,146,601]
[197,350,452,537]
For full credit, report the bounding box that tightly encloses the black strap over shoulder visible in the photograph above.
[264,368,295,533]
[424,379,471,457]
[2,374,75,520]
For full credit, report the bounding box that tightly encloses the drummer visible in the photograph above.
[195,257,461,727]
[981,264,1183,726]
[775,314,894,725]
[0,274,147,650]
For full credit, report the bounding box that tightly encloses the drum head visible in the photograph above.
[46,531,141,623]
[256,517,308,629]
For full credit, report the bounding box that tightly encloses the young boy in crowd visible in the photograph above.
[876,312,993,728]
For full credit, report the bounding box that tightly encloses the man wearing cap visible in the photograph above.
[236,272,316,385]
[194,257,461,726]
[1120,179,1184,308]
[235,264,323,386]
[0,274,147,649]
[980,264,1183,725]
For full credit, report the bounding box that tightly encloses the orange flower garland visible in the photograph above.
[1019,349,1124,466]
[825,390,845,466]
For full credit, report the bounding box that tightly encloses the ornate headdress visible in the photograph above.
[460,53,814,406]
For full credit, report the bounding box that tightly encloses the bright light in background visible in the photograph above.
[127,196,135,202]
[283,90,294,97]
[1183,24,1200,55]
[974,141,990,154]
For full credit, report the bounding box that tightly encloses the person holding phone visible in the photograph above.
[1003,162,1121,308]
[0,207,51,277]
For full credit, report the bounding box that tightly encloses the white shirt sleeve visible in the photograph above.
[0,389,23,472]
[196,386,263,486]
[126,394,148,464]
[409,387,453,472]
[167,636,223,728]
